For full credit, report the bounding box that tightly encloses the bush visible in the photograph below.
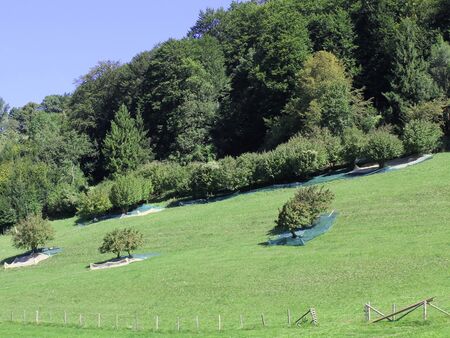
[341,127,367,166]
[402,119,443,155]
[109,175,150,212]
[190,162,221,198]
[216,156,249,192]
[46,183,80,218]
[364,128,404,167]
[77,185,113,219]
[135,161,191,198]
[12,213,54,252]
[0,195,17,231]
[99,227,144,258]
[276,186,334,238]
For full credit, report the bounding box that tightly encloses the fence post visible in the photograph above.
[287,309,291,326]
[97,313,101,328]
[218,314,222,331]
[423,301,427,320]
[195,315,199,330]
[10,311,13,322]
[35,310,39,324]
[64,311,67,325]
[23,310,26,323]
[155,315,159,331]
[392,304,396,321]
[367,302,371,321]
[261,313,266,327]
[115,314,119,329]
[177,317,180,331]
[79,314,82,327]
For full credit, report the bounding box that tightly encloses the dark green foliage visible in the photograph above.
[429,36,450,96]
[276,186,334,238]
[142,37,227,162]
[384,18,441,123]
[103,104,151,177]
[0,195,17,230]
[99,227,144,258]
[46,183,81,218]
[402,120,443,155]
[364,128,404,167]
[12,213,54,252]
[77,185,113,219]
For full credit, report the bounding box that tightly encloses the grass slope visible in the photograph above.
[0,154,449,337]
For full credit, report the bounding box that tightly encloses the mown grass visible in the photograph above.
[0,153,449,337]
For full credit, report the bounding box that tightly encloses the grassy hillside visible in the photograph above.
[0,154,449,337]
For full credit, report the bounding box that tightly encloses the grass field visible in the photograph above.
[0,153,449,337]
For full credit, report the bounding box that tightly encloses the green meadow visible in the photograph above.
[0,154,449,337]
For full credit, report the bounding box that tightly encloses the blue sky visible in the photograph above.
[0,0,232,108]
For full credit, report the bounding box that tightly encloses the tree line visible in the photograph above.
[0,0,449,229]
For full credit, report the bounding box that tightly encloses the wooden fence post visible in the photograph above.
[423,301,427,320]
[79,314,82,327]
[177,317,180,331]
[23,310,26,323]
[261,313,266,327]
[10,311,13,322]
[392,304,396,321]
[218,314,221,331]
[64,311,67,325]
[155,315,159,331]
[240,314,244,329]
[287,309,291,326]
[97,313,101,328]
[36,310,39,324]
[195,315,199,330]
[367,302,371,321]
[115,314,119,329]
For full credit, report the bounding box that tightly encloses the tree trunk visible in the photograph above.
[290,230,297,239]
[117,252,121,259]
[127,250,131,257]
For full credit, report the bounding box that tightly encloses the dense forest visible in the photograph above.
[0,0,449,229]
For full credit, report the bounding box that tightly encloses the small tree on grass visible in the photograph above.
[109,175,143,213]
[364,128,404,168]
[12,213,54,253]
[276,186,334,238]
[99,228,144,258]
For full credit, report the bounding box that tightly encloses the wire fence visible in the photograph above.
[1,308,310,332]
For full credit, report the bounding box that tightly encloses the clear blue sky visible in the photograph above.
[0,0,232,108]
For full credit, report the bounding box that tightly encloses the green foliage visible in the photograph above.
[384,17,441,123]
[135,162,193,198]
[190,162,221,198]
[103,104,151,177]
[110,175,152,213]
[364,128,404,167]
[77,185,113,219]
[46,183,81,218]
[402,120,443,155]
[429,36,450,96]
[0,195,17,230]
[276,186,334,238]
[99,227,144,258]
[11,213,54,252]
[341,127,368,165]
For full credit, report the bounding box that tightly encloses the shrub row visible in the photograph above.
[135,122,442,200]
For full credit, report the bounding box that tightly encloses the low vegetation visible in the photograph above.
[99,227,144,258]
[276,186,334,238]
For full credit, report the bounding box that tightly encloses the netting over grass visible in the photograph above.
[77,204,164,226]
[267,211,338,246]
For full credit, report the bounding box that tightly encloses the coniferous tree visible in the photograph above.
[103,104,151,177]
